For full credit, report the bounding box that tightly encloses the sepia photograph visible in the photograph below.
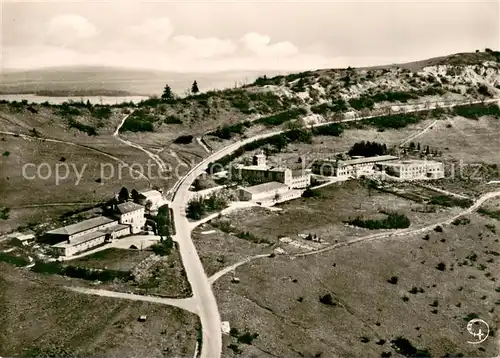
[0,1,499,357]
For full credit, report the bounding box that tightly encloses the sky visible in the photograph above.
[1,0,499,73]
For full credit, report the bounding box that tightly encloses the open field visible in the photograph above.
[0,262,198,357]
[220,181,461,248]
[192,223,273,277]
[0,136,150,233]
[215,212,500,357]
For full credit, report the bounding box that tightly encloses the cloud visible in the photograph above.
[129,17,174,44]
[241,32,299,57]
[172,35,237,58]
[45,14,97,46]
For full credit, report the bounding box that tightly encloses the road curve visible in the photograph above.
[167,97,500,358]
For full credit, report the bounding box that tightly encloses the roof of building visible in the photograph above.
[102,224,131,233]
[383,160,443,167]
[139,190,163,198]
[116,202,144,214]
[237,165,289,173]
[47,216,117,236]
[15,234,35,241]
[241,181,289,195]
[337,155,399,167]
[53,231,107,248]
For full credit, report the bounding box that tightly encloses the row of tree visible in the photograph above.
[348,141,388,157]
[162,81,199,100]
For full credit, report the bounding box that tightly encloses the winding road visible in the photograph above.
[64,96,500,358]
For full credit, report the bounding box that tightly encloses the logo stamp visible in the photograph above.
[467,319,489,345]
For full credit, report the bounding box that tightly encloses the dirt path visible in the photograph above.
[113,110,168,174]
[399,119,438,147]
[65,286,198,314]
[208,254,270,284]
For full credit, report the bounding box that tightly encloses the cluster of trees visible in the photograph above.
[346,211,411,230]
[161,81,200,101]
[186,192,228,220]
[453,103,500,119]
[348,141,388,157]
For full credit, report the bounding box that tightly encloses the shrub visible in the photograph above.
[312,123,343,136]
[2,151,9,156]
[302,188,320,198]
[388,276,398,285]
[453,103,500,119]
[173,135,193,144]
[119,111,154,132]
[390,337,431,357]
[346,211,410,230]
[0,252,29,267]
[257,108,307,127]
[0,207,10,220]
[436,262,446,271]
[92,106,112,119]
[434,225,443,232]
[428,195,472,208]
[165,115,183,124]
[209,122,250,139]
[237,332,259,345]
[349,96,375,110]
[319,293,335,305]
[67,118,97,136]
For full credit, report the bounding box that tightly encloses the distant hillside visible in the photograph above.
[107,51,500,134]
[0,66,286,96]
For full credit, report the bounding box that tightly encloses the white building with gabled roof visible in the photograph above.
[116,202,146,234]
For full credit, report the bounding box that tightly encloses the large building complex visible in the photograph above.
[381,160,445,180]
[232,153,311,189]
[49,202,147,257]
[312,155,398,178]
[50,217,131,257]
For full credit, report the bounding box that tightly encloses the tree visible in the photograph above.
[417,142,421,151]
[191,81,199,94]
[131,189,140,203]
[144,200,153,213]
[162,84,173,100]
[118,187,129,203]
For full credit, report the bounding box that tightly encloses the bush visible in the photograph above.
[0,252,29,267]
[0,207,10,220]
[165,115,183,124]
[428,195,472,208]
[319,293,336,305]
[257,108,307,127]
[2,151,9,156]
[346,211,410,230]
[387,276,398,285]
[173,135,193,144]
[348,141,387,157]
[436,262,446,271]
[119,111,154,132]
[453,103,500,119]
[237,332,259,345]
[312,123,343,136]
[92,106,112,119]
[366,113,421,129]
[302,188,320,198]
[349,96,375,110]
[209,122,251,139]
[67,118,97,136]
[390,337,430,357]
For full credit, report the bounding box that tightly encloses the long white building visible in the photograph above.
[381,160,444,180]
[312,155,398,178]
